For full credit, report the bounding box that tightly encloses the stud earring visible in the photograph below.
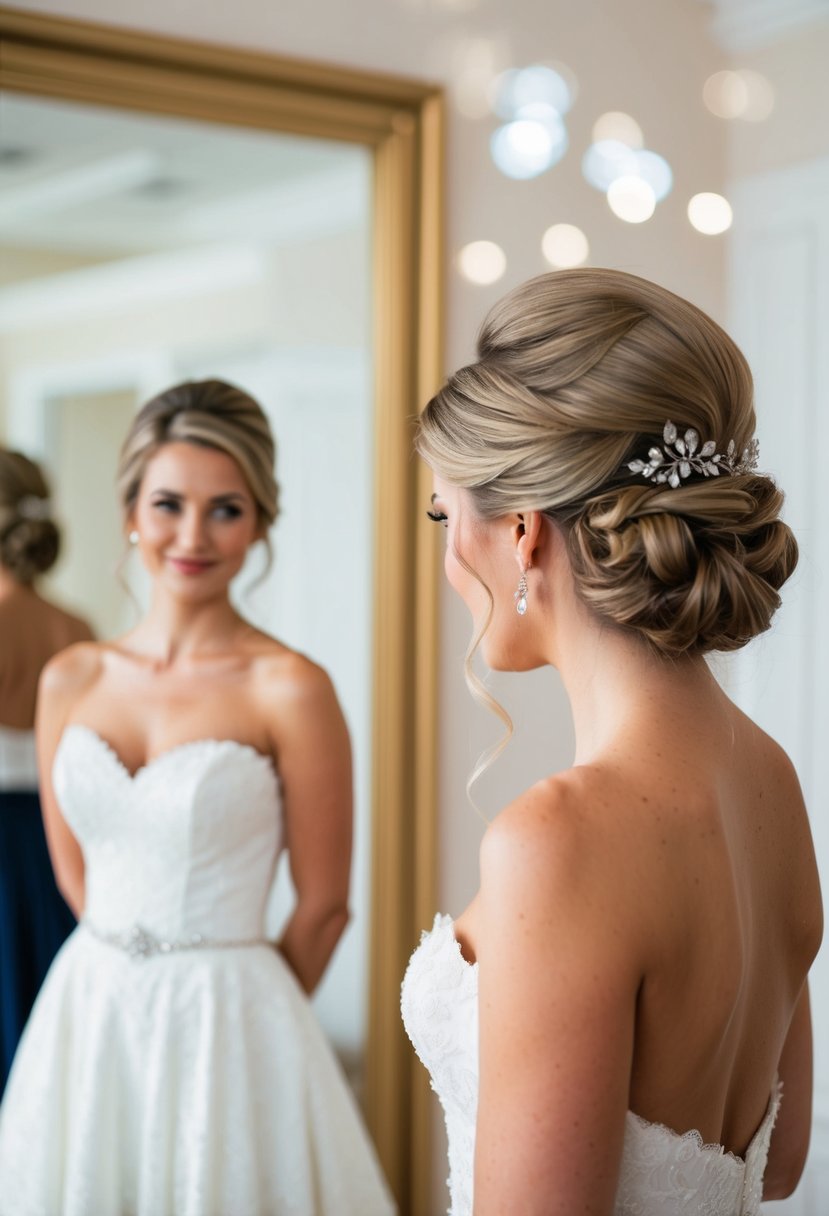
[129,530,139,546]
[514,567,529,616]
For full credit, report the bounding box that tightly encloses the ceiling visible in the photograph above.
[0,94,369,267]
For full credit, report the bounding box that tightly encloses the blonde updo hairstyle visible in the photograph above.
[0,448,60,584]
[117,379,279,539]
[417,268,797,660]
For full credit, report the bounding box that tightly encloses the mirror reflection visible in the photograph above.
[0,92,390,1210]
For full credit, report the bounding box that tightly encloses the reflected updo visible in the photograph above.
[0,448,60,584]
[117,379,279,527]
[417,268,797,657]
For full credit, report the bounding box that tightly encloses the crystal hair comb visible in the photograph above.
[627,421,760,489]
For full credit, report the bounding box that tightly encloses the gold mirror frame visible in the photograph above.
[0,8,442,1212]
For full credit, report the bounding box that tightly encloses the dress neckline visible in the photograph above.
[430,913,780,1168]
[60,723,275,783]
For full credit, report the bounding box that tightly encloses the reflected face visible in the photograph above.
[430,476,533,671]
[131,442,261,600]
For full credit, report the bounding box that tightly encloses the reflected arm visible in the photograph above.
[264,656,353,995]
[35,644,100,918]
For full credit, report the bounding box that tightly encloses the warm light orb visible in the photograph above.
[703,69,774,122]
[703,70,748,118]
[607,176,656,223]
[457,240,507,284]
[687,192,733,234]
[542,223,589,268]
[592,111,644,148]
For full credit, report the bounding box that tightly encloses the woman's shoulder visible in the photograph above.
[477,767,651,981]
[39,639,104,699]
[481,764,637,860]
[478,763,679,950]
[479,766,635,906]
[244,634,337,705]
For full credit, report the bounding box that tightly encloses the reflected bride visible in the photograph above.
[0,380,395,1216]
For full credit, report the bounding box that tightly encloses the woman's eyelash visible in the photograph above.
[426,509,448,524]
[150,500,243,519]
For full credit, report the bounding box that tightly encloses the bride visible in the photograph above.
[402,268,822,1215]
[0,379,394,1215]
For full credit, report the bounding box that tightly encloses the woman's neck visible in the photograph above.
[0,569,35,601]
[122,590,249,667]
[557,623,723,765]
[539,562,727,765]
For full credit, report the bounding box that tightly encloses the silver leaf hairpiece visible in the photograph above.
[627,421,760,489]
[17,495,53,521]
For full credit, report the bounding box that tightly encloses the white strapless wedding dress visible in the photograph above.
[401,914,780,1216]
[0,724,395,1216]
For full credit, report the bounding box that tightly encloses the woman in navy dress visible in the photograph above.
[0,448,92,1096]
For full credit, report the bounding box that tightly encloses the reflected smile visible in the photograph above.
[166,557,218,575]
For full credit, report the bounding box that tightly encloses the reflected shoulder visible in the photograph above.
[39,640,103,699]
[250,645,336,708]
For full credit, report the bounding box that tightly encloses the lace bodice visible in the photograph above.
[0,724,397,1216]
[53,725,283,942]
[401,914,781,1216]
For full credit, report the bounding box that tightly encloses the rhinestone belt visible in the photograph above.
[82,920,272,960]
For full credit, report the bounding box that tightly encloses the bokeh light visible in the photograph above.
[703,69,774,122]
[490,64,573,120]
[457,240,507,284]
[591,111,644,148]
[687,192,733,234]
[607,176,656,224]
[634,150,673,202]
[582,139,639,191]
[491,116,568,179]
[583,140,672,204]
[542,223,589,268]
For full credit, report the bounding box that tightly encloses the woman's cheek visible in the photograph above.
[444,545,465,598]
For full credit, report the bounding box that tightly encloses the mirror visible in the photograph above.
[0,11,443,1212]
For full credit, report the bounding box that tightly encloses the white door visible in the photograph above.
[729,155,829,1213]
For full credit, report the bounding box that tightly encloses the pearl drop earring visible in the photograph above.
[514,567,529,616]
[129,530,139,546]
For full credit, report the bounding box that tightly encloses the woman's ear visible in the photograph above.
[515,510,544,570]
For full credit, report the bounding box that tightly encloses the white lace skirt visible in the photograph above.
[0,926,395,1216]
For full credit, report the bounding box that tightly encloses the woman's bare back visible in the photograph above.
[617,703,820,1157]
[456,688,822,1163]
[0,587,92,728]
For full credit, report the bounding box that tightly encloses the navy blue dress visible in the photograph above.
[0,758,75,1097]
